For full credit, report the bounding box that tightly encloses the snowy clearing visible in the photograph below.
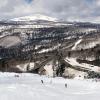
[0,72,100,100]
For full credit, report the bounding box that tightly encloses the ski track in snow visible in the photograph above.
[0,72,100,100]
[72,39,82,50]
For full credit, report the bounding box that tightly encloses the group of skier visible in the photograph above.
[41,79,68,88]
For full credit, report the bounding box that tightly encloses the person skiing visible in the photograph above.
[26,64,30,71]
[65,83,67,88]
[14,74,19,77]
[41,80,44,84]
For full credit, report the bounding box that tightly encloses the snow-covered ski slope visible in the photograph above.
[64,58,100,73]
[0,72,100,100]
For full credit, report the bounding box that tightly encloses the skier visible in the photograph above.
[26,64,30,71]
[41,80,44,84]
[65,83,67,88]
[14,74,19,77]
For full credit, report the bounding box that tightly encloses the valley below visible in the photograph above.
[0,15,100,79]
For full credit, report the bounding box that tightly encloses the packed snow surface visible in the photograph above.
[0,72,100,100]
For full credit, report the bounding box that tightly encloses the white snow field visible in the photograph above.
[0,72,100,100]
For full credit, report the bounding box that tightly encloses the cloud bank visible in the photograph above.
[0,0,100,22]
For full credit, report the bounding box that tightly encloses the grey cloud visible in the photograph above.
[0,0,100,22]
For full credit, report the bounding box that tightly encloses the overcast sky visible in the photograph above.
[0,0,100,22]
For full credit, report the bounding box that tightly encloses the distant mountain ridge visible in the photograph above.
[10,14,58,22]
